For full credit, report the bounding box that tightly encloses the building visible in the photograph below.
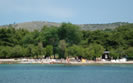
[102,51,110,60]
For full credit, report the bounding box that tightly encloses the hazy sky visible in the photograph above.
[0,0,133,25]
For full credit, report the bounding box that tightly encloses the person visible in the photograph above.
[66,57,70,63]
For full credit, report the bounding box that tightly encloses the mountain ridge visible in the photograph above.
[0,21,130,31]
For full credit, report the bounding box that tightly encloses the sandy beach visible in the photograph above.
[0,59,133,64]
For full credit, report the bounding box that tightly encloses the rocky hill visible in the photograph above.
[0,21,130,31]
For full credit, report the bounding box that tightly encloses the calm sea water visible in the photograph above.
[0,64,133,83]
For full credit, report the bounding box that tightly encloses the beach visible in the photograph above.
[1,59,133,64]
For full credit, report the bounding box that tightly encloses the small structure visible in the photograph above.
[102,51,110,60]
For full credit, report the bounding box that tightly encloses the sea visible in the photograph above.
[0,64,133,83]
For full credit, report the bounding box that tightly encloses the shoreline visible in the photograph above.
[0,59,133,64]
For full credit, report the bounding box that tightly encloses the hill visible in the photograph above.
[0,21,130,31]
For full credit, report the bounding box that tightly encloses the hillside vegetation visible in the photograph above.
[0,23,133,60]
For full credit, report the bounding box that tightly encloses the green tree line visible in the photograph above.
[0,23,133,60]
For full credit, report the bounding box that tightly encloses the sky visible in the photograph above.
[0,0,133,25]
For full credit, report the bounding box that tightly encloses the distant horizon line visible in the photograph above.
[0,21,131,26]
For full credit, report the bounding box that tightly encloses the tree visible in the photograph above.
[15,29,29,45]
[110,49,120,59]
[0,46,11,58]
[40,26,59,46]
[0,27,28,46]
[58,40,67,58]
[0,46,26,58]
[36,42,46,58]
[10,45,24,58]
[25,44,38,58]
[114,24,133,48]
[110,32,126,49]
[66,45,84,58]
[0,28,16,46]
[125,47,133,60]
[83,47,93,59]
[87,30,112,49]
[40,26,59,56]
[88,43,104,60]
[58,23,83,45]
[45,45,53,58]
[22,30,39,46]
[110,47,125,59]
